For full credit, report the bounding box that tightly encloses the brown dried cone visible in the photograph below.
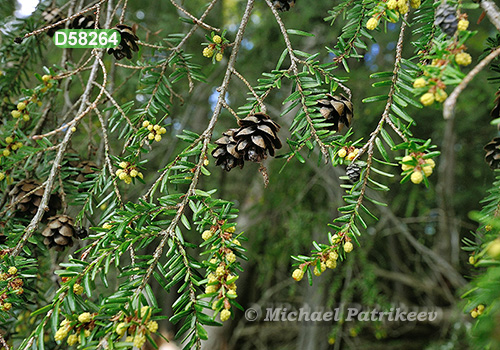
[273,0,296,11]
[9,179,62,219]
[42,7,65,37]
[41,215,87,251]
[107,24,139,60]
[212,129,245,171]
[484,137,500,169]
[316,94,353,132]
[491,90,500,120]
[233,113,282,163]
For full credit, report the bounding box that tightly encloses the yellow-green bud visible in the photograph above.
[425,158,436,168]
[202,230,213,241]
[73,284,84,295]
[78,312,92,323]
[133,334,146,348]
[420,92,435,106]
[413,78,426,89]
[203,47,214,58]
[5,137,13,144]
[130,169,138,178]
[213,35,222,44]
[434,89,448,103]
[8,266,17,275]
[154,134,162,142]
[344,241,354,253]
[11,110,21,118]
[142,121,150,128]
[422,165,433,177]
[386,0,397,10]
[338,148,347,158]
[220,309,231,322]
[147,320,158,333]
[116,322,127,336]
[42,75,52,82]
[215,53,223,62]
[458,19,469,31]
[329,251,339,260]
[17,102,26,111]
[67,334,78,346]
[456,52,472,66]
[410,170,424,184]
[0,173,5,181]
[326,259,337,269]
[366,17,379,30]
[226,252,236,263]
[119,161,128,169]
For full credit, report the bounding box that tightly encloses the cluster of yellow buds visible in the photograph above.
[400,153,436,184]
[10,101,31,121]
[0,266,24,310]
[203,223,239,322]
[470,304,485,318]
[337,146,359,161]
[2,136,23,158]
[142,121,166,142]
[202,33,227,62]
[366,0,421,30]
[413,76,449,106]
[114,306,158,348]
[115,161,143,184]
[40,74,54,94]
[54,317,92,345]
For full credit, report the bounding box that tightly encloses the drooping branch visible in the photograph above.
[481,0,500,32]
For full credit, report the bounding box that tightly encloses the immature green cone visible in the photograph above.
[484,137,500,169]
[316,94,353,132]
[234,113,282,163]
[9,179,62,219]
[212,129,245,171]
[42,215,87,251]
[42,7,64,37]
[107,24,139,60]
[273,0,296,11]
[434,4,458,36]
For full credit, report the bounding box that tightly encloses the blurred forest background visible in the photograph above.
[1,0,499,349]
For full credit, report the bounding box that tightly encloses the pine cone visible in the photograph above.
[316,94,353,132]
[434,4,458,37]
[9,179,62,219]
[484,137,500,169]
[42,215,86,251]
[346,163,362,183]
[212,129,245,171]
[107,24,139,60]
[42,7,65,37]
[70,15,97,30]
[273,0,296,11]
[72,160,98,185]
[234,113,282,163]
[491,90,500,119]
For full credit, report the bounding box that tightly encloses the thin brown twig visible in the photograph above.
[221,99,241,120]
[443,46,500,120]
[169,0,220,32]
[231,68,267,113]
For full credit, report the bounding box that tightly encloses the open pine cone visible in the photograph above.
[70,14,97,30]
[317,94,353,132]
[485,137,500,169]
[42,215,87,251]
[42,7,65,37]
[9,179,62,219]
[273,0,296,11]
[212,129,245,171]
[107,24,139,60]
[72,160,98,189]
[434,4,457,36]
[234,113,282,163]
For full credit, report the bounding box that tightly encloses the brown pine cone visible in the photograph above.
[42,7,65,37]
[273,0,296,11]
[9,179,62,219]
[485,137,500,169]
[212,129,245,171]
[107,24,139,60]
[316,94,353,132]
[41,215,87,251]
[233,113,282,163]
